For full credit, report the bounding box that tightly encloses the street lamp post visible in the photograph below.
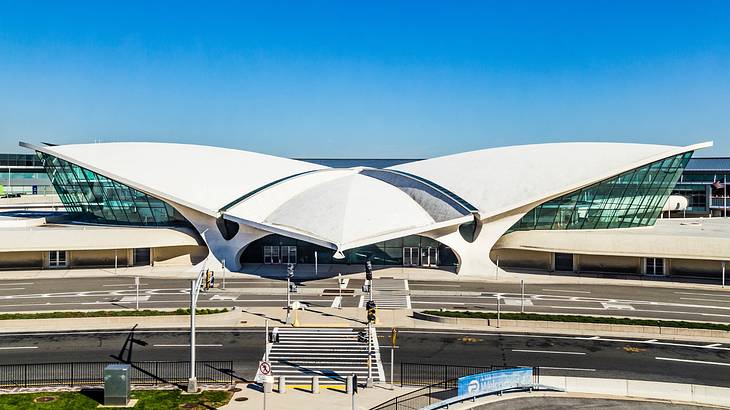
[187,265,209,393]
[286,263,294,324]
[365,260,374,388]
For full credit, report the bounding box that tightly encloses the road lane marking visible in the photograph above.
[153,344,223,347]
[541,289,591,294]
[411,284,461,287]
[674,292,730,298]
[0,288,25,291]
[601,302,634,310]
[0,282,33,286]
[331,296,342,308]
[705,343,722,348]
[0,346,38,350]
[680,297,730,303]
[512,349,586,355]
[655,357,730,367]
[541,366,596,372]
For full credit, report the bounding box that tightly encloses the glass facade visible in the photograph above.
[37,152,190,227]
[510,152,693,232]
[240,234,458,266]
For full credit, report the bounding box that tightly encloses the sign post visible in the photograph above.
[134,277,140,311]
[390,328,398,389]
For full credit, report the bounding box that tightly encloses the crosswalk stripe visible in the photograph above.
[258,327,384,385]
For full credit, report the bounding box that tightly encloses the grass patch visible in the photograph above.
[422,310,730,331]
[0,389,232,410]
[0,308,227,321]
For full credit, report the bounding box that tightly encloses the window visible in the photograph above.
[36,152,191,227]
[646,258,665,275]
[49,251,67,268]
[509,152,693,232]
[264,246,280,264]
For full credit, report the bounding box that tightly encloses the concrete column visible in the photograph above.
[573,254,580,273]
[549,253,556,272]
[312,376,320,394]
[278,376,286,393]
[263,381,273,393]
[640,258,647,275]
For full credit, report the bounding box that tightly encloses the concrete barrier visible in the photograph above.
[538,376,730,407]
[413,311,730,340]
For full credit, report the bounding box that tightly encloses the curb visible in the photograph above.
[413,311,730,341]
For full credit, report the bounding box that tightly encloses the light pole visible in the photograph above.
[187,265,208,393]
[286,263,294,324]
[365,259,374,388]
[221,259,226,290]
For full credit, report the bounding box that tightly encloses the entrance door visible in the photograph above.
[402,247,420,266]
[264,246,280,264]
[554,253,574,272]
[281,246,297,264]
[646,258,665,276]
[421,247,438,267]
[133,248,151,266]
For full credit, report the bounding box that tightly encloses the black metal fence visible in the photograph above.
[372,378,458,410]
[0,361,234,388]
[400,362,539,387]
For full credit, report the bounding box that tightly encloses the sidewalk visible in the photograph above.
[221,383,417,410]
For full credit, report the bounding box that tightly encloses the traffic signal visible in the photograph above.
[366,300,376,323]
[365,260,373,281]
[204,270,212,290]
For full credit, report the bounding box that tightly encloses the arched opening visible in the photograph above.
[239,234,458,268]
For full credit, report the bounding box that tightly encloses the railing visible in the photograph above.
[0,361,234,388]
[375,365,542,410]
[400,362,538,387]
[710,197,730,208]
[372,378,458,410]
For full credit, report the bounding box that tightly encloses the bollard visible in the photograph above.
[346,375,354,395]
[278,376,286,394]
[312,376,320,394]
[263,381,273,393]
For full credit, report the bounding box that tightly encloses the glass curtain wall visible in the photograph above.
[510,152,692,232]
[239,234,458,266]
[37,152,190,227]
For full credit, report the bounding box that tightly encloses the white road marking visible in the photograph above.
[512,349,586,355]
[541,366,596,372]
[0,288,25,291]
[504,298,533,307]
[0,346,38,350]
[645,339,658,343]
[209,294,238,301]
[600,302,635,310]
[153,344,223,347]
[586,336,601,339]
[358,295,364,308]
[674,291,730,298]
[655,357,730,367]
[542,289,591,294]
[705,343,722,348]
[102,284,143,287]
[411,284,461,287]
[0,282,33,286]
[680,297,730,304]
[119,295,150,302]
[340,278,349,289]
[331,296,342,308]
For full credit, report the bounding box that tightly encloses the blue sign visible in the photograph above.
[457,368,532,396]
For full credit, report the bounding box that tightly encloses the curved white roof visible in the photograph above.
[224,168,472,250]
[391,141,711,219]
[23,142,325,215]
[22,140,711,252]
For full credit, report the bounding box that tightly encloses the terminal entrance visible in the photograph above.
[241,234,457,268]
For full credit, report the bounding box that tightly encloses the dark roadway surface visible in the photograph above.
[1,329,729,388]
[3,277,730,323]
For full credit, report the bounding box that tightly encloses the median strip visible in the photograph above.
[422,310,730,332]
[0,308,227,321]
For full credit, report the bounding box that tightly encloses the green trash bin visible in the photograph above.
[104,364,131,406]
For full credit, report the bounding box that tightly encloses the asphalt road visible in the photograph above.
[2,277,730,323]
[1,329,730,388]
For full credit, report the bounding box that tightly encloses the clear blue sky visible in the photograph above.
[1,1,728,157]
